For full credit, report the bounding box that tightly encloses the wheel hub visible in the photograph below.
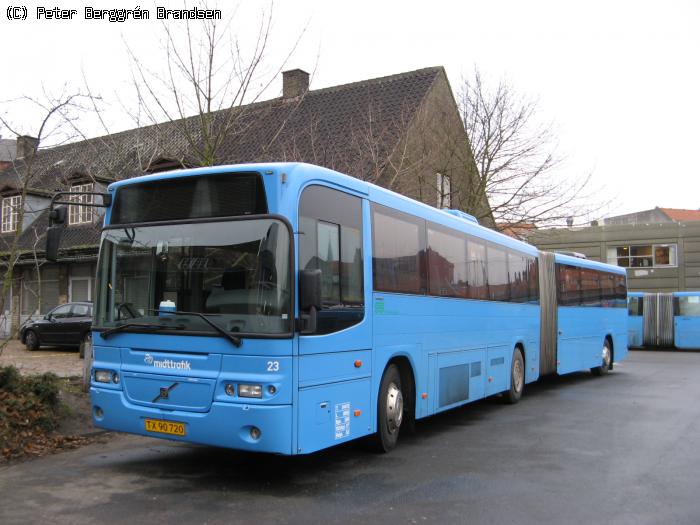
[602,345,611,368]
[385,382,403,434]
[513,358,524,393]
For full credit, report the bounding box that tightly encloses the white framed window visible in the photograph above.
[1,195,21,233]
[437,173,451,209]
[606,244,678,268]
[69,264,94,302]
[68,183,94,225]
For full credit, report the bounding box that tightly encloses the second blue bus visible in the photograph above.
[628,291,700,350]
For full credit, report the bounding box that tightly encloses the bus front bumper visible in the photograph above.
[91,387,294,455]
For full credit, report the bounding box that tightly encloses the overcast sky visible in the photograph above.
[1,0,698,218]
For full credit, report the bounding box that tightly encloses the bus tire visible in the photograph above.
[372,364,404,453]
[591,340,612,376]
[504,347,525,404]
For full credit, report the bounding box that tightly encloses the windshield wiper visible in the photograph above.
[163,310,242,348]
[101,322,185,338]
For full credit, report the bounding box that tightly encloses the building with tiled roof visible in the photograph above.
[658,208,700,222]
[0,66,491,336]
[0,138,16,171]
[603,206,700,225]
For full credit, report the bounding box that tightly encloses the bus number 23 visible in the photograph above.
[267,361,280,372]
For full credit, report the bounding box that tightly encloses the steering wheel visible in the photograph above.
[116,302,141,320]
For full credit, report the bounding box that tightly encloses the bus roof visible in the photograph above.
[554,252,626,275]
[108,162,546,258]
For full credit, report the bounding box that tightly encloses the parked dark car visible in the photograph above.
[20,302,93,357]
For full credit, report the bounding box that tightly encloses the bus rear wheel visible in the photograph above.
[372,364,404,453]
[591,340,612,376]
[504,347,525,404]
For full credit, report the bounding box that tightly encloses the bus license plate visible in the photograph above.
[144,418,186,436]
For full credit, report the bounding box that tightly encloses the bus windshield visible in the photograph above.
[94,218,292,336]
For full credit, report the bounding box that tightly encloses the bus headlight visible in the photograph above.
[238,384,262,398]
[95,370,113,383]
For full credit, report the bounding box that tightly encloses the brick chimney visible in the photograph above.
[16,135,39,159]
[282,69,309,99]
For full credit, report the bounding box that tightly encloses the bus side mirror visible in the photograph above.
[299,269,321,334]
[46,205,68,262]
[49,205,67,225]
[45,224,65,262]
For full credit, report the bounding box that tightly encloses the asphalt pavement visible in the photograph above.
[1,350,699,525]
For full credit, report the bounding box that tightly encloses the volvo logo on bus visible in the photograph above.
[152,382,179,403]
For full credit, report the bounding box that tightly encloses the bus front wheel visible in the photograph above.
[591,340,612,376]
[504,347,525,404]
[373,364,404,453]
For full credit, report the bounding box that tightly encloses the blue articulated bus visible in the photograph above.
[46,163,628,454]
[626,291,700,350]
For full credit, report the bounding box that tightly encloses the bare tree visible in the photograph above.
[120,1,306,168]
[458,68,602,230]
[0,90,87,354]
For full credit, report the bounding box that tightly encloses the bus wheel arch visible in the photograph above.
[592,336,613,376]
[390,356,416,435]
[372,357,416,453]
[504,344,525,405]
[606,335,614,369]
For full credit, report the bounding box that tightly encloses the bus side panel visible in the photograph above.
[436,350,474,412]
[558,306,628,374]
[628,315,644,348]
[485,345,510,396]
[674,316,700,350]
[557,307,598,374]
[373,293,539,418]
[297,378,371,454]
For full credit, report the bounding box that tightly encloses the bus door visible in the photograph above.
[627,294,644,348]
[555,264,586,373]
[675,294,700,350]
[296,185,372,454]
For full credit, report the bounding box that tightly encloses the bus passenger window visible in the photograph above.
[556,264,581,306]
[580,268,601,306]
[527,257,539,303]
[628,297,643,316]
[427,225,468,298]
[614,274,627,306]
[487,244,510,302]
[299,186,364,334]
[466,239,488,300]
[372,205,426,295]
[678,297,700,317]
[508,252,529,303]
[601,273,615,305]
